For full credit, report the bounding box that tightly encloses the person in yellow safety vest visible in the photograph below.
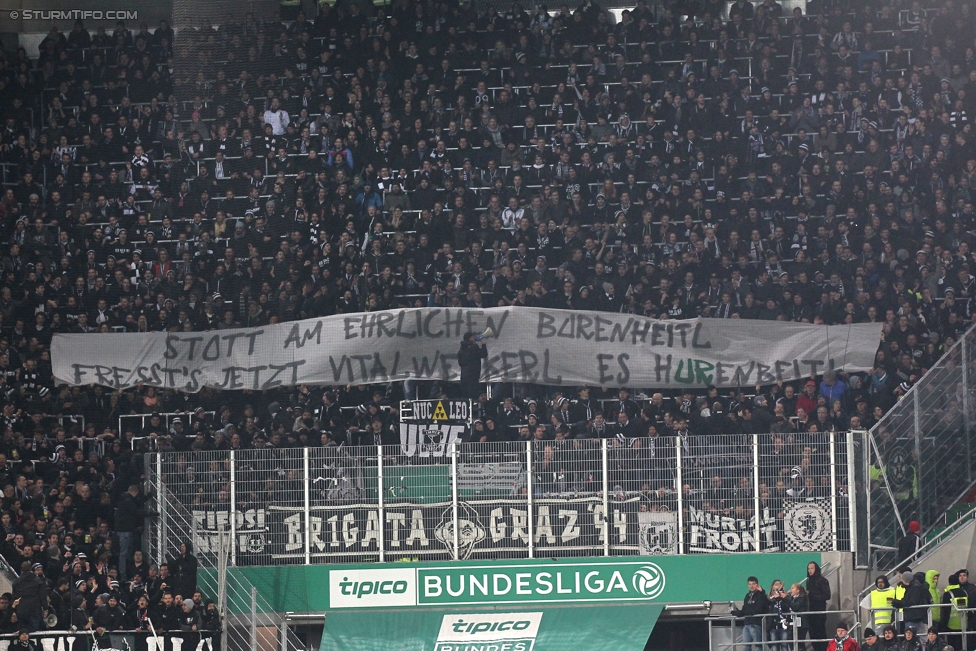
[941,571,969,651]
[871,576,897,629]
[926,571,942,625]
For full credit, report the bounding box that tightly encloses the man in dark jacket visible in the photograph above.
[896,521,922,571]
[893,573,932,633]
[11,562,47,632]
[457,332,488,401]
[732,576,770,651]
[114,485,148,582]
[807,561,832,651]
[178,600,202,632]
[151,592,179,631]
[92,594,125,634]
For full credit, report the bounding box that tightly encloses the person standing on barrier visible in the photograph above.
[871,576,897,631]
[731,576,770,651]
[807,562,832,651]
[114,484,148,582]
[12,562,47,632]
[457,332,487,402]
[827,623,859,651]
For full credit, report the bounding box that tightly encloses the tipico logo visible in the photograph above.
[435,612,544,651]
[329,568,417,608]
[631,563,666,599]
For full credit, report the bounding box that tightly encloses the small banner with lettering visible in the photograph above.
[686,505,778,553]
[400,400,469,457]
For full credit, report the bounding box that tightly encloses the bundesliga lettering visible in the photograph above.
[424,570,629,598]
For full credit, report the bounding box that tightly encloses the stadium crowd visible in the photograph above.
[0,0,975,635]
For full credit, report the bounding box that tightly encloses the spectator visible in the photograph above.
[114,484,148,581]
[893,573,932,634]
[170,542,197,602]
[828,623,859,651]
[768,579,792,651]
[897,522,923,571]
[11,562,47,632]
[787,584,809,647]
[807,561,832,651]
[862,629,881,651]
[897,626,922,651]
[731,575,770,651]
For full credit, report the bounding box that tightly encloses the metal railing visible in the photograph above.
[867,323,976,570]
[147,433,857,566]
[0,629,221,651]
[708,609,861,651]
[146,457,307,651]
[857,505,976,610]
[861,601,976,645]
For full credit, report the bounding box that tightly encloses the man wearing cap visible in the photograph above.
[92,593,124,635]
[827,623,859,651]
[862,628,881,651]
[897,521,922,571]
[942,570,976,650]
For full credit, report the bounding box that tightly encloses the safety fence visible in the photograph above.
[860,601,976,649]
[867,324,976,570]
[145,465,307,651]
[148,433,857,566]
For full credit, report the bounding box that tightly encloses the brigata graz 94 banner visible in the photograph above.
[51,307,882,392]
[186,495,827,564]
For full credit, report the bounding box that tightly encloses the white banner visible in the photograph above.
[783,497,833,552]
[638,511,678,555]
[686,505,778,552]
[399,423,464,457]
[51,307,882,392]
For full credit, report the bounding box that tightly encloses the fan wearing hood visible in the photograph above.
[69,594,90,631]
[869,575,896,630]
[925,571,942,626]
[892,572,932,632]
